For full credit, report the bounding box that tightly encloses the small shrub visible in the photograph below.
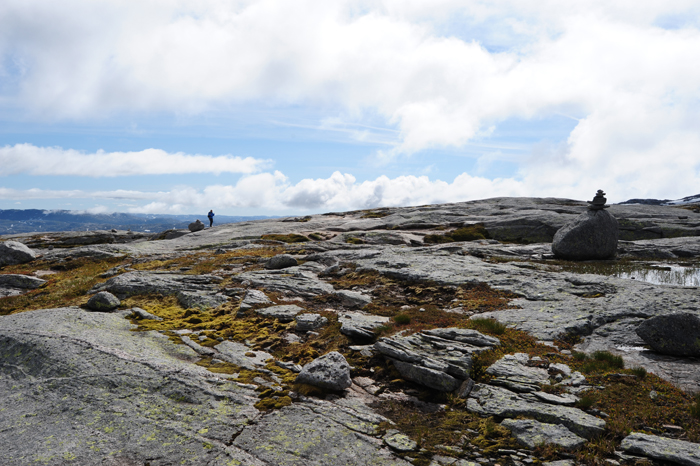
[572,351,588,361]
[470,317,506,335]
[346,237,365,245]
[575,393,597,410]
[691,394,700,419]
[308,233,323,241]
[393,314,411,325]
[630,366,647,379]
[593,351,624,369]
[450,224,490,241]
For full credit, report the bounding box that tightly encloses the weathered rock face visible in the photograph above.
[467,384,605,439]
[636,313,700,357]
[0,274,46,289]
[620,432,700,466]
[295,313,328,332]
[0,240,37,266]
[238,288,272,311]
[255,304,304,322]
[86,291,121,311]
[335,289,372,309]
[91,271,224,299]
[296,351,352,391]
[177,290,229,310]
[188,219,205,232]
[500,418,586,450]
[339,312,390,340]
[552,209,619,260]
[374,328,498,392]
[265,253,298,269]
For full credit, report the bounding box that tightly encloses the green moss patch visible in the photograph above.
[260,234,309,243]
[424,224,490,244]
[0,256,126,315]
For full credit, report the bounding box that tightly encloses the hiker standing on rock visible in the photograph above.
[207,210,215,227]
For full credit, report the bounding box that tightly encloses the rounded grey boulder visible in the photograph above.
[265,254,298,270]
[86,291,121,312]
[0,241,37,266]
[636,313,700,356]
[552,210,619,260]
[188,220,205,232]
[295,351,352,391]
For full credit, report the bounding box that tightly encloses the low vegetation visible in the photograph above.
[423,224,490,244]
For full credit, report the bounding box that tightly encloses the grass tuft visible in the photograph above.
[393,313,411,325]
[470,317,506,335]
[424,224,490,244]
[260,234,309,243]
[630,366,647,379]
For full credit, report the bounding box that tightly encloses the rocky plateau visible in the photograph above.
[1,197,699,466]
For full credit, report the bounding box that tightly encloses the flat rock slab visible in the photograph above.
[339,311,390,340]
[384,430,418,451]
[620,432,700,466]
[255,304,304,322]
[486,353,550,392]
[232,403,411,466]
[177,290,229,310]
[0,307,262,466]
[501,418,586,449]
[467,384,605,439]
[92,271,224,299]
[215,340,273,370]
[237,269,334,297]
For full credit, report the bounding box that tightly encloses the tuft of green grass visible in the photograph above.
[345,237,365,244]
[393,313,411,325]
[579,351,624,374]
[470,317,506,335]
[630,366,647,379]
[575,393,597,410]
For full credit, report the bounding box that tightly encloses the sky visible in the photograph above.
[1,0,699,216]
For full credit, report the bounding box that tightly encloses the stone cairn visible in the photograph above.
[587,189,609,210]
[552,189,619,260]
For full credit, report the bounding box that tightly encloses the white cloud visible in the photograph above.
[0,144,268,176]
[1,1,700,199]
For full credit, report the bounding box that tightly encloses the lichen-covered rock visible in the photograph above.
[90,271,223,299]
[295,313,328,332]
[339,312,389,340]
[0,241,37,266]
[383,430,418,452]
[255,304,304,322]
[296,351,352,391]
[467,384,605,439]
[236,269,334,297]
[335,289,372,309]
[485,353,550,392]
[215,340,273,370]
[620,432,700,466]
[238,289,272,311]
[501,418,586,449]
[131,307,162,321]
[552,209,619,260]
[176,290,228,310]
[265,253,298,269]
[86,291,121,311]
[636,313,700,356]
[374,328,497,392]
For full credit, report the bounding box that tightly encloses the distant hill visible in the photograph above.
[618,194,700,206]
[0,209,277,235]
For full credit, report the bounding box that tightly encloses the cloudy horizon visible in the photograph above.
[1,1,699,215]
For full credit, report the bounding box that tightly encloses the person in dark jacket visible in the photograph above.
[207,210,215,227]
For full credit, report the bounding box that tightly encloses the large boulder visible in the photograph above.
[86,291,121,311]
[620,432,700,466]
[188,220,205,232]
[0,241,37,266]
[636,313,700,356]
[501,418,586,450]
[0,274,46,289]
[551,210,619,260]
[295,351,352,391]
[265,254,298,270]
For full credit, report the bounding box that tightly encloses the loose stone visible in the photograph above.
[86,291,121,312]
[295,351,352,391]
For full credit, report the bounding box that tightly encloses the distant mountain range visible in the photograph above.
[618,194,700,206]
[0,209,277,235]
